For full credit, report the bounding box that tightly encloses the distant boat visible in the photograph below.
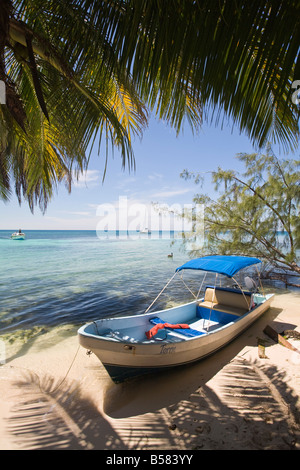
[78,255,274,383]
[140,227,151,234]
[11,229,25,240]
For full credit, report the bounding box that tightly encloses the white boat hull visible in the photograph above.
[11,235,25,240]
[78,292,274,383]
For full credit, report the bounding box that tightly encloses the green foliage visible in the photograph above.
[181,151,300,274]
[107,0,300,149]
[0,1,299,211]
[1,0,149,212]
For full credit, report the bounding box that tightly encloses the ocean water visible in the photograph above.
[0,230,203,334]
[2,230,297,337]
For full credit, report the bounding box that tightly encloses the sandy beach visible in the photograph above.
[0,289,299,451]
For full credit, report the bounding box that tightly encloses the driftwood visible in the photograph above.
[263,325,300,355]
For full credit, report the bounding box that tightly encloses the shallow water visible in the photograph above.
[0,230,207,334]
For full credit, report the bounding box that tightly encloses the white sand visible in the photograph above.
[0,290,299,450]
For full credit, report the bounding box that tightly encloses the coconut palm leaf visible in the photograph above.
[106,0,299,147]
[0,0,299,212]
[2,0,149,211]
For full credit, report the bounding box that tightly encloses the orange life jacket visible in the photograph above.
[145,322,190,339]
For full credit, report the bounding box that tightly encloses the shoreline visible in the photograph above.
[0,290,299,450]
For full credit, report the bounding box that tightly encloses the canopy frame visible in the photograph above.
[145,255,262,314]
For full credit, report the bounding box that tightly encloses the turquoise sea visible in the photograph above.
[1,230,298,338]
[0,230,202,335]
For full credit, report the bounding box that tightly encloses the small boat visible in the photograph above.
[140,227,151,234]
[11,229,25,240]
[78,255,274,383]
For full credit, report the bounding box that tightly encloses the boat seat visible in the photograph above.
[201,303,249,316]
[149,317,205,337]
[199,286,252,316]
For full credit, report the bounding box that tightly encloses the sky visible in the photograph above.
[0,114,261,232]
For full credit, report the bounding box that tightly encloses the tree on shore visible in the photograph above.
[180,152,300,284]
[0,1,299,211]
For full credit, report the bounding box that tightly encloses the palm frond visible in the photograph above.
[107,0,299,151]
[0,0,299,211]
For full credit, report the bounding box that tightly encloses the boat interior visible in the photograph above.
[84,286,268,344]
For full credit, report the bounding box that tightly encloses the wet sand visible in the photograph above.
[0,290,299,450]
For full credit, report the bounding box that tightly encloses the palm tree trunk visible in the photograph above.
[0,0,12,83]
[0,0,26,129]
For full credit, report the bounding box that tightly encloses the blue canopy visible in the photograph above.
[175,255,261,278]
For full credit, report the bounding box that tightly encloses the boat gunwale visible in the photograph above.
[77,293,274,347]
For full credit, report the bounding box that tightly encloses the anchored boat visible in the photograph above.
[11,229,25,240]
[78,255,274,383]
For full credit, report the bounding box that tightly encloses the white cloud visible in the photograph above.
[73,169,100,188]
[148,172,163,180]
[59,210,91,216]
[151,188,191,199]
